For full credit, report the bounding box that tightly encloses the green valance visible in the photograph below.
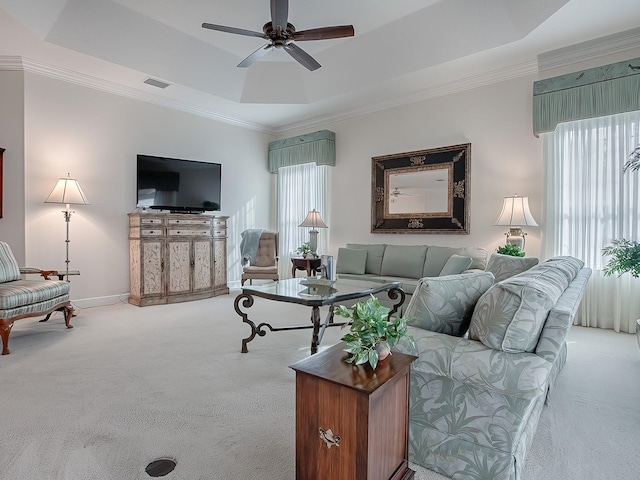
[268,130,335,173]
[533,57,640,134]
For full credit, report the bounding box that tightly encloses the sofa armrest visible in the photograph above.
[396,328,552,399]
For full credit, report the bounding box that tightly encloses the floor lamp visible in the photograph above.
[45,174,90,281]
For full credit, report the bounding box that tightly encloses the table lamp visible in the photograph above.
[495,195,538,250]
[299,209,327,255]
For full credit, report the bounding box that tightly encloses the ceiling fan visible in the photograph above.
[202,0,354,71]
[391,187,418,197]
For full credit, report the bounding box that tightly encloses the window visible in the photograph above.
[277,163,330,279]
[543,110,640,332]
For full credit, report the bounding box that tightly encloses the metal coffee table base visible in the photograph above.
[234,287,405,355]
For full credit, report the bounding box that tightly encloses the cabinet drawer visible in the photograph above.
[141,218,163,225]
[168,229,211,236]
[212,219,226,228]
[213,229,226,238]
[141,229,163,236]
[168,219,211,226]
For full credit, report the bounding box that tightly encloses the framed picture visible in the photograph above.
[371,143,470,234]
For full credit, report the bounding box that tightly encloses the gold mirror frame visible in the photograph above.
[371,143,470,234]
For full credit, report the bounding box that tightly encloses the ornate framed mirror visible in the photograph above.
[371,143,470,234]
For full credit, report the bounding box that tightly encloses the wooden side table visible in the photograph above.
[290,342,417,480]
[291,256,322,277]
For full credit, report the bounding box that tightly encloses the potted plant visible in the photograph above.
[496,244,525,257]
[602,239,640,277]
[335,295,414,369]
[296,241,312,258]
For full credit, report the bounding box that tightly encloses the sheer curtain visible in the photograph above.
[277,163,330,279]
[543,110,640,332]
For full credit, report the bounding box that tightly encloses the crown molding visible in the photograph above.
[538,27,640,73]
[275,60,539,136]
[0,56,276,135]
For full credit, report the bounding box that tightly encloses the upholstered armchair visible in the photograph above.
[0,241,73,355]
[241,231,279,286]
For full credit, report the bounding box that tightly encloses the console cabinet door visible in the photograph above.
[193,239,213,292]
[141,240,164,297]
[167,240,192,295]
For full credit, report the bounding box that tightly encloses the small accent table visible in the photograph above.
[234,278,405,355]
[290,342,417,480]
[291,257,322,277]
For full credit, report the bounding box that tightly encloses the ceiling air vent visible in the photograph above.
[143,77,171,89]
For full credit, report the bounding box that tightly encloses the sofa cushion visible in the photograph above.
[486,253,539,282]
[439,254,473,276]
[404,272,494,336]
[469,256,584,353]
[0,241,21,283]
[0,279,70,309]
[336,247,368,275]
[346,244,386,275]
[381,245,427,279]
[456,246,489,270]
[423,246,455,277]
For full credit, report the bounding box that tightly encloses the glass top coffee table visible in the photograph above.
[234,277,405,355]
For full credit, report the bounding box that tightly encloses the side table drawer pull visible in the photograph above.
[319,427,341,449]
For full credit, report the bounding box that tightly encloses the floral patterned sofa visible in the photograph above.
[395,256,591,480]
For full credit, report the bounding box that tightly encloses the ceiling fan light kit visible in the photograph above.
[202,0,354,71]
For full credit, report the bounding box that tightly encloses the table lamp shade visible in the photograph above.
[45,175,90,206]
[495,196,538,227]
[299,209,328,230]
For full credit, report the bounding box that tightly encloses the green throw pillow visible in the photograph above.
[336,248,368,275]
[439,254,473,276]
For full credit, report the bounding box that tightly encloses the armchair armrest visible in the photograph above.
[19,267,59,280]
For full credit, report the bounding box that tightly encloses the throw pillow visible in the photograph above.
[439,254,473,276]
[468,256,584,353]
[346,244,386,275]
[336,248,368,275]
[0,241,21,283]
[404,272,495,336]
[485,253,539,282]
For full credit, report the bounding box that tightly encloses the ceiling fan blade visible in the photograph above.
[270,0,288,31]
[237,44,274,68]
[292,25,355,41]
[283,43,321,71]
[202,23,267,39]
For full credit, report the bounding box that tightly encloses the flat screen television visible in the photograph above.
[136,154,221,213]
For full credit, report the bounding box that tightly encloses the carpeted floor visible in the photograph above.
[0,291,638,480]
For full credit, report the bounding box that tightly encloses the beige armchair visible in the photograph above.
[241,231,279,286]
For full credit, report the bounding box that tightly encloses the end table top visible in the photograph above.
[290,342,417,394]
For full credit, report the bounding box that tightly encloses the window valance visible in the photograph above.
[268,130,335,173]
[532,57,640,135]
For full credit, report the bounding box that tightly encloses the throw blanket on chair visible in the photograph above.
[240,229,265,265]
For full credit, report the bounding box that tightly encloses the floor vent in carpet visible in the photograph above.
[145,458,176,477]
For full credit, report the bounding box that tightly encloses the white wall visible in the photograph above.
[0,70,26,261]
[285,74,544,261]
[22,73,273,302]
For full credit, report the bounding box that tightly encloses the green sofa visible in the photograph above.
[395,256,592,480]
[335,243,488,302]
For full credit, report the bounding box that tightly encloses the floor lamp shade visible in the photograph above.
[45,175,90,207]
[299,209,328,254]
[495,195,538,250]
[45,174,90,280]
